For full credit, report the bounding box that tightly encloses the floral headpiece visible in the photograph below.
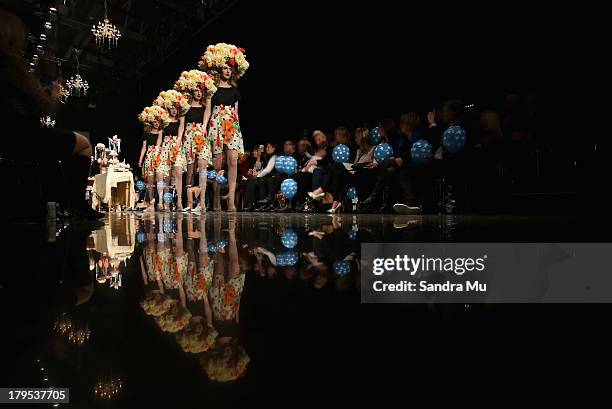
[173,69,217,98]
[138,105,170,129]
[199,43,249,80]
[154,90,191,117]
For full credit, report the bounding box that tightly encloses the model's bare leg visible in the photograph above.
[226,150,238,211]
[174,166,184,210]
[212,154,223,211]
[197,159,209,212]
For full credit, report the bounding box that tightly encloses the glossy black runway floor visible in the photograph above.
[1,212,593,407]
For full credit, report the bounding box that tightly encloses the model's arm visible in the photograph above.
[178,117,185,144]
[234,101,239,121]
[156,131,163,147]
[202,98,212,130]
[138,141,147,167]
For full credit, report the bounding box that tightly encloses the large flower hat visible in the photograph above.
[173,69,217,98]
[199,43,249,80]
[153,89,191,117]
[138,105,170,129]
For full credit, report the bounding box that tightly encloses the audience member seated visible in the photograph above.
[243,143,277,211]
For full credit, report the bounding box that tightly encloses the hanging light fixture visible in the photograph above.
[40,116,56,128]
[66,50,89,97]
[56,60,69,104]
[91,0,121,49]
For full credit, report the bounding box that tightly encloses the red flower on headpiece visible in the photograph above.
[239,48,245,53]
[199,83,205,89]
[229,58,235,66]
[174,102,180,108]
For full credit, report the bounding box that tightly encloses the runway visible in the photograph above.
[3,212,586,407]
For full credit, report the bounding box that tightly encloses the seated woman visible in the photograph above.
[307,127,375,213]
[242,143,277,211]
[0,11,103,223]
[294,130,331,209]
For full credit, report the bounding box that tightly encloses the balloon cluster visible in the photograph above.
[136,180,146,192]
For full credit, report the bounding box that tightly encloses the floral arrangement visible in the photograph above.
[173,69,217,98]
[140,293,173,317]
[176,319,218,354]
[200,341,250,382]
[153,89,191,117]
[199,43,249,80]
[155,301,192,333]
[138,105,170,129]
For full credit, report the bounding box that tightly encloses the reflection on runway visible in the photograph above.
[3,212,580,407]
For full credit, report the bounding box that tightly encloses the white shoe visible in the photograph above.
[393,203,421,215]
[192,205,202,213]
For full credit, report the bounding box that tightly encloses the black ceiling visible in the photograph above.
[1,0,238,100]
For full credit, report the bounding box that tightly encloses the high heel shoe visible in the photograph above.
[327,203,342,214]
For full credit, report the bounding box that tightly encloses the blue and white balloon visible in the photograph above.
[369,127,382,144]
[410,139,433,165]
[332,144,350,164]
[348,229,357,241]
[374,143,394,163]
[277,250,299,267]
[275,156,288,173]
[281,228,298,249]
[207,170,217,180]
[280,178,298,200]
[136,232,146,243]
[163,192,174,204]
[284,156,297,175]
[135,180,146,192]
[346,186,357,201]
[334,260,351,277]
[207,243,218,253]
[216,174,228,185]
[216,240,228,250]
[163,219,176,234]
[442,125,466,155]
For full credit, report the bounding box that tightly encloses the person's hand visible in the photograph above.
[365,160,378,169]
[427,110,437,126]
[138,160,143,168]
[394,157,403,167]
[252,169,258,177]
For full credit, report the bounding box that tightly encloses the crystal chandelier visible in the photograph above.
[40,116,56,128]
[66,50,89,97]
[91,0,121,49]
[94,378,123,400]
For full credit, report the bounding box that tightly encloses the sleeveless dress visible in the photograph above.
[142,132,161,177]
[183,106,212,164]
[158,121,187,176]
[208,87,244,155]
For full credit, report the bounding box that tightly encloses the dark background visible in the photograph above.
[3,0,539,165]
